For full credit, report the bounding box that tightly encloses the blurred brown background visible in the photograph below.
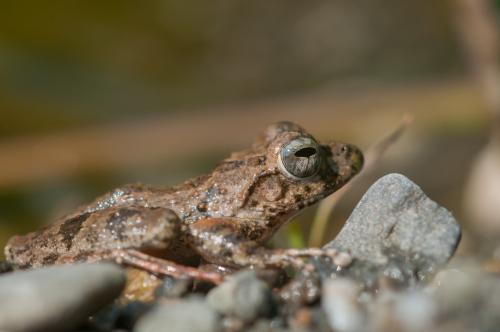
[1,0,499,258]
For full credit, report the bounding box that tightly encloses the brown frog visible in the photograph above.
[4,121,363,283]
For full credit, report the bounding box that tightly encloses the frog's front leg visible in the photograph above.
[188,218,348,270]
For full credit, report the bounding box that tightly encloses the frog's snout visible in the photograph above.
[329,142,364,177]
[346,144,364,175]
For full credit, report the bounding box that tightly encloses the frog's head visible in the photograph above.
[217,121,363,236]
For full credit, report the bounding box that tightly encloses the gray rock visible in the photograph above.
[135,297,220,332]
[246,318,289,332]
[322,278,364,332]
[0,261,13,274]
[206,270,276,323]
[368,290,437,332]
[431,265,481,315]
[0,263,126,332]
[90,300,152,331]
[279,267,322,306]
[154,276,191,299]
[433,261,500,330]
[324,173,461,285]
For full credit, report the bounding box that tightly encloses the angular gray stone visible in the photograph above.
[135,297,220,332]
[206,270,276,323]
[324,173,461,283]
[0,263,126,332]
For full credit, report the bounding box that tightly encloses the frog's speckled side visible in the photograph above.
[4,121,363,282]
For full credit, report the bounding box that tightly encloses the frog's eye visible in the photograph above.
[279,137,321,179]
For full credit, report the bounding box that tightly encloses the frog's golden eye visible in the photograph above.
[279,137,321,179]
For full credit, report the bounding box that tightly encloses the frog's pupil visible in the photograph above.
[295,147,316,158]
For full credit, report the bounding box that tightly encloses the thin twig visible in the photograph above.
[308,114,414,247]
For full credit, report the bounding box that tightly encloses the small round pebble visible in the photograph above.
[154,276,191,299]
[0,263,126,332]
[333,252,353,267]
[322,278,364,332]
[134,297,220,332]
[0,261,14,274]
[206,270,276,323]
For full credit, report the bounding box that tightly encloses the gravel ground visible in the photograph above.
[2,173,495,332]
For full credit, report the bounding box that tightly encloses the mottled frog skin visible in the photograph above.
[5,121,363,283]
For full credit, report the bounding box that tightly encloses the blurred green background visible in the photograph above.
[0,0,498,258]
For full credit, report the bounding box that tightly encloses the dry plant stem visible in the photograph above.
[308,115,413,247]
[455,0,500,136]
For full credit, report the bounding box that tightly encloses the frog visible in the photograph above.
[4,121,363,284]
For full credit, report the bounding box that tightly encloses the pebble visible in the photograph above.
[393,291,436,332]
[321,278,364,332]
[134,297,220,332]
[0,261,13,274]
[429,260,500,331]
[369,290,436,332]
[325,173,461,285]
[154,276,191,299]
[206,270,276,323]
[246,318,288,332]
[0,263,126,332]
[463,139,500,237]
[288,307,332,332]
[430,265,480,315]
[221,316,245,332]
[89,300,152,331]
[279,265,322,306]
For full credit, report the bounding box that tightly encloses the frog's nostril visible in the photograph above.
[295,147,316,158]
